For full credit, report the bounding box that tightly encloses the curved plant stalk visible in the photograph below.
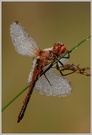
[2,35,90,112]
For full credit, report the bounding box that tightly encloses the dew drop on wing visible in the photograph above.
[10,21,40,57]
[34,68,72,97]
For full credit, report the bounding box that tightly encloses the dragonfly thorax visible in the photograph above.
[37,48,54,67]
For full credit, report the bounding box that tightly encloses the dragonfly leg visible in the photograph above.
[59,70,75,76]
[56,58,64,67]
[56,63,76,76]
[40,65,52,86]
[55,52,70,67]
[44,73,52,86]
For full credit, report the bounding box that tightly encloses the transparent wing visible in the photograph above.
[27,58,37,85]
[35,68,72,97]
[58,54,69,66]
[10,21,40,57]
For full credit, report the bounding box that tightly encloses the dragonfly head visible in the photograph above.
[53,42,67,56]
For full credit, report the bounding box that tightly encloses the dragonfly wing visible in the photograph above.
[35,68,72,97]
[53,53,69,67]
[27,58,37,85]
[58,54,69,66]
[10,21,40,57]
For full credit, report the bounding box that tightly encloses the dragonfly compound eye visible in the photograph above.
[53,42,66,56]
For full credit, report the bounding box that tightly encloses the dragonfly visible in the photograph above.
[10,21,90,123]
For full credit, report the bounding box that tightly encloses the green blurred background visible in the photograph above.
[2,2,90,133]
